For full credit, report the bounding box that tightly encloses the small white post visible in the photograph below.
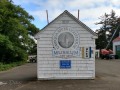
[46,10,49,24]
[78,9,79,20]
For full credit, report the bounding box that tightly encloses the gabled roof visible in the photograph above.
[113,36,120,42]
[35,10,97,39]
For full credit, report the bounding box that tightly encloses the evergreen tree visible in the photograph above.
[96,10,120,49]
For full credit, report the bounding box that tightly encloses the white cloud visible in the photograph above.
[29,11,46,21]
[66,0,106,9]
[110,0,120,6]
[13,0,120,31]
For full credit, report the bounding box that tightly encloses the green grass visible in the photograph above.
[0,61,25,71]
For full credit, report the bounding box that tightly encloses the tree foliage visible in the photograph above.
[0,0,39,63]
[96,10,120,49]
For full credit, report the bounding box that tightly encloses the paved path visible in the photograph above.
[0,60,120,90]
[0,63,37,90]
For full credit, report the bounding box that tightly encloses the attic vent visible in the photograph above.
[62,20,69,24]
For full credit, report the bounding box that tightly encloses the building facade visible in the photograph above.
[35,10,97,80]
[113,36,120,58]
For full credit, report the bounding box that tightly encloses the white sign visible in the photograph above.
[52,26,79,58]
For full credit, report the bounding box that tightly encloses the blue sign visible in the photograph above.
[60,60,71,69]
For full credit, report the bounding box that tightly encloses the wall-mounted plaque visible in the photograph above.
[52,26,80,58]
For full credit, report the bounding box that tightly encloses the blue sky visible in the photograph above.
[12,0,120,31]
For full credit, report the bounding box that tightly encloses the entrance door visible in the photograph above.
[116,45,120,59]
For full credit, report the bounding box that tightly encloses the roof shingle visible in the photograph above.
[113,36,120,42]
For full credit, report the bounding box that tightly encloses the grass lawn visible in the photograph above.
[0,61,25,71]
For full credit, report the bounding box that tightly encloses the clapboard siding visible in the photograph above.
[38,56,95,59]
[38,63,94,67]
[39,37,93,42]
[38,67,94,71]
[37,55,95,60]
[42,27,90,32]
[41,27,89,33]
[41,70,94,73]
[48,23,83,28]
[38,63,94,68]
[39,28,92,34]
[38,67,94,72]
[36,11,96,79]
[39,33,93,38]
[37,60,94,64]
[53,19,78,24]
[39,37,52,41]
[38,45,95,48]
[38,44,95,48]
[38,40,94,45]
[37,47,52,51]
[37,59,94,63]
[38,47,95,52]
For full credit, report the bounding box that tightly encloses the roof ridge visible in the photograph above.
[35,10,97,39]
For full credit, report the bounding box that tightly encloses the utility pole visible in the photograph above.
[105,25,120,49]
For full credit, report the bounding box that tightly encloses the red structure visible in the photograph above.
[100,49,113,59]
[113,36,120,42]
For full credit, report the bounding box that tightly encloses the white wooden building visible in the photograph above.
[35,10,97,80]
[113,36,120,58]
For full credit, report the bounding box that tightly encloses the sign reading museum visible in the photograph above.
[52,26,79,58]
